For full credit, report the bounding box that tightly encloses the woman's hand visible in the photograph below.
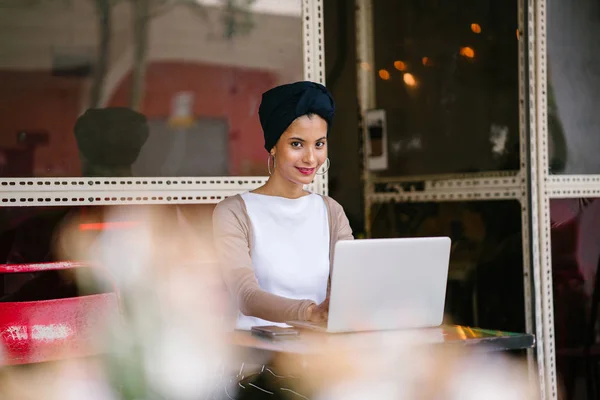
[307,297,329,322]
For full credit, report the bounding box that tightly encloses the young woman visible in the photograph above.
[213,81,353,329]
[212,81,353,398]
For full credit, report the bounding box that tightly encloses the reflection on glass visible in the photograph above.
[551,198,600,398]
[0,0,302,177]
[0,204,215,300]
[547,0,600,174]
[371,1,520,176]
[370,200,524,332]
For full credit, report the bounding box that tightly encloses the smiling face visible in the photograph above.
[270,113,328,186]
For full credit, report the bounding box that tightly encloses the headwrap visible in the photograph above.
[74,107,149,166]
[258,81,335,152]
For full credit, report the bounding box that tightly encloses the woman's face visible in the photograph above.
[271,114,328,186]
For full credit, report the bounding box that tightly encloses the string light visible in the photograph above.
[459,47,475,58]
[393,61,407,71]
[403,73,417,87]
[471,23,482,34]
[379,69,391,80]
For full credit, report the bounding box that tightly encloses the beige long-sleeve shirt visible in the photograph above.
[212,193,353,324]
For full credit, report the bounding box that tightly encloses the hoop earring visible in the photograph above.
[267,154,276,175]
[316,158,330,175]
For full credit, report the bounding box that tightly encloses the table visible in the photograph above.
[229,325,535,359]
[226,326,536,398]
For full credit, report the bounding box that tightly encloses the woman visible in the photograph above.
[212,81,353,398]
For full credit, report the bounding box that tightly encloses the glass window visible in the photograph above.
[0,0,302,177]
[547,0,600,174]
[369,0,520,176]
[551,198,600,397]
[370,200,525,333]
[0,204,215,300]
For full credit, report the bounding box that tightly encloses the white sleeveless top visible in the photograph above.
[236,192,330,329]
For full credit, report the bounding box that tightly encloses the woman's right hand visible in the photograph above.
[307,297,329,322]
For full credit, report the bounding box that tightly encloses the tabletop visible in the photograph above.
[229,325,535,356]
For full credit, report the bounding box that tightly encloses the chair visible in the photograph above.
[0,261,120,366]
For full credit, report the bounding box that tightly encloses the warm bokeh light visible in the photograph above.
[459,46,475,58]
[516,29,520,39]
[79,221,139,231]
[422,57,431,66]
[360,62,371,71]
[403,73,417,87]
[471,23,482,34]
[379,69,391,80]
[393,60,407,71]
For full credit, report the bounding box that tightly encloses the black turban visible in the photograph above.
[259,81,335,152]
[74,107,149,166]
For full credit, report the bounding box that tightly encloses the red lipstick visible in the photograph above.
[296,167,315,175]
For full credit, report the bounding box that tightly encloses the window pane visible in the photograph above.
[370,200,525,333]
[0,1,302,177]
[551,198,600,396]
[0,204,215,300]
[370,0,520,176]
[547,0,600,174]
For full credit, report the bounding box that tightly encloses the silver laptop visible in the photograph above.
[288,237,451,333]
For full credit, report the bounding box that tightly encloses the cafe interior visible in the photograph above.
[0,0,599,399]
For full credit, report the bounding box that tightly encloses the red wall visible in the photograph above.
[0,62,276,177]
[108,62,277,176]
[0,71,84,176]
